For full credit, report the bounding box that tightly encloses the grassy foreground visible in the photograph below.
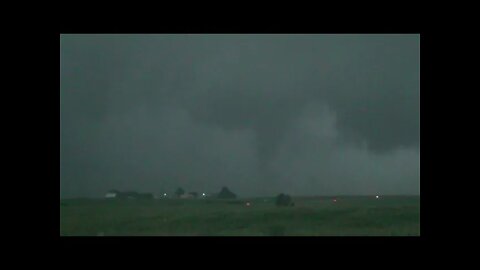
[60,196,420,236]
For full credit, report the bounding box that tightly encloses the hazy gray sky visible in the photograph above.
[60,34,420,198]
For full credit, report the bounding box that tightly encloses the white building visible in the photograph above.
[105,190,118,198]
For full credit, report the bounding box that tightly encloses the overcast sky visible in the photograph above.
[60,34,420,198]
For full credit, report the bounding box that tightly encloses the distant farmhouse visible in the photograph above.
[105,190,119,198]
[105,190,153,200]
[179,192,199,199]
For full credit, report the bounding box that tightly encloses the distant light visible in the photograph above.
[164,193,167,196]
[333,199,337,202]
[376,195,379,199]
[202,193,206,196]
[246,202,251,207]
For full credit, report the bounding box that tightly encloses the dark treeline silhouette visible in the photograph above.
[175,187,185,197]
[275,193,294,207]
[217,187,237,199]
[171,186,237,199]
[106,186,239,200]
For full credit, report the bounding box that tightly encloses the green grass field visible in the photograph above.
[60,196,420,236]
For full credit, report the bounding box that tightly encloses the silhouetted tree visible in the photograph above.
[275,193,294,207]
[175,187,185,197]
[217,187,237,199]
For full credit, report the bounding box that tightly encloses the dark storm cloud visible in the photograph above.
[60,34,419,198]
